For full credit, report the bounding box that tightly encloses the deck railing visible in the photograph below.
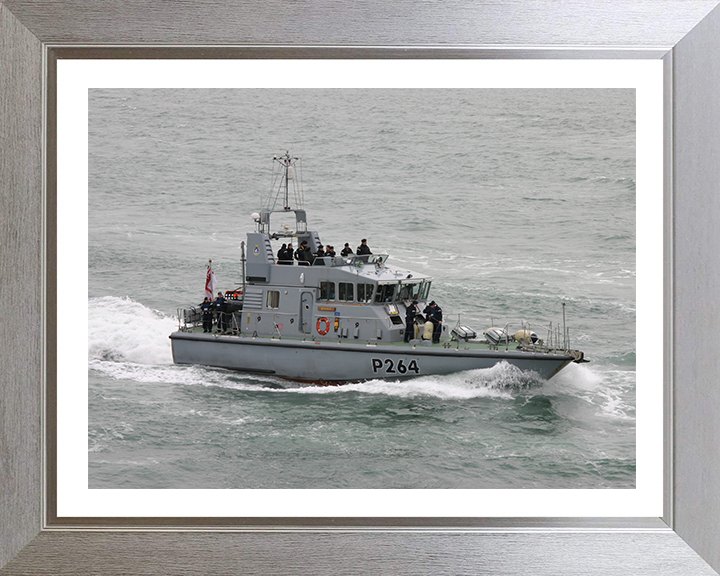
[277,253,389,267]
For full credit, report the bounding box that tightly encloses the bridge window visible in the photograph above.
[357,283,374,303]
[397,282,422,301]
[338,282,354,302]
[374,284,397,303]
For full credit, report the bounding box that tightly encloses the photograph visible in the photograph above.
[5,1,720,573]
[87,87,637,490]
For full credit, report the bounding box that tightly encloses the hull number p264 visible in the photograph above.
[371,358,420,375]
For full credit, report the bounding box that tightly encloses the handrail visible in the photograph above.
[177,307,583,355]
[175,307,583,356]
[275,254,390,268]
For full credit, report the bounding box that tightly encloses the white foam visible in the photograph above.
[89,356,281,390]
[548,362,604,392]
[545,362,636,421]
[88,296,177,365]
[283,362,542,399]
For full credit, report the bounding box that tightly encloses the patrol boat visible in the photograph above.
[170,153,587,384]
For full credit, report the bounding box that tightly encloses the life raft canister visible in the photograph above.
[317,317,330,335]
[514,329,538,345]
[423,321,434,340]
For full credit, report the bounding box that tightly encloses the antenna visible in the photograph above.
[270,152,300,212]
[240,242,246,299]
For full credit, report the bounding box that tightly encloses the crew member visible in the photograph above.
[285,242,293,264]
[356,238,372,255]
[341,243,353,257]
[200,297,213,333]
[214,291,226,333]
[424,301,443,343]
[295,241,311,265]
[404,300,418,342]
[314,245,326,265]
[277,243,289,264]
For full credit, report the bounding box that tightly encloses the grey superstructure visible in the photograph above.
[170,153,587,384]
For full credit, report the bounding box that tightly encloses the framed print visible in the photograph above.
[2,1,720,575]
[60,60,663,520]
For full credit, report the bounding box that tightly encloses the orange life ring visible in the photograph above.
[317,317,330,335]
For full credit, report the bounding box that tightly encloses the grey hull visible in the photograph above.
[170,332,573,383]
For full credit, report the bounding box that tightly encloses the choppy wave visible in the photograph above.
[289,362,541,399]
[88,296,176,365]
[567,176,636,190]
[90,354,536,400]
[545,362,635,421]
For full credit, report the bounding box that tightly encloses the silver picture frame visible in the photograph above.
[2,1,720,574]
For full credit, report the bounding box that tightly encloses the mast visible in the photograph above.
[272,151,300,212]
[284,154,290,210]
[282,153,289,209]
[255,152,307,240]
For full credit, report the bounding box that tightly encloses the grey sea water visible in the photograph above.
[88,88,636,489]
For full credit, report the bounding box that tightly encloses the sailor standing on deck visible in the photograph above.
[200,297,213,333]
[356,239,372,256]
[285,242,293,264]
[214,291,226,333]
[424,301,443,343]
[295,240,311,265]
[404,300,418,342]
[341,243,353,257]
[277,243,289,264]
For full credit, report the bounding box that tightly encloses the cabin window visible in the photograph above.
[357,283,374,303]
[319,281,336,301]
[338,282,354,302]
[374,284,397,303]
[420,282,431,300]
[266,290,280,309]
[397,282,422,301]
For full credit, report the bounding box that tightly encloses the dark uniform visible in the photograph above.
[277,244,290,265]
[296,241,313,265]
[303,245,314,264]
[404,300,418,342]
[314,245,326,265]
[424,301,443,343]
[356,239,372,255]
[341,243,353,257]
[201,297,213,333]
[284,244,294,264]
[214,292,226,332]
